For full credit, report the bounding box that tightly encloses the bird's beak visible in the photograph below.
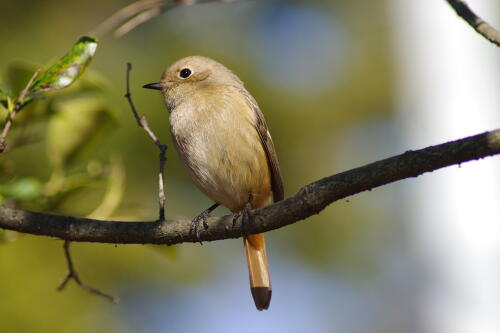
[142,82,164,90]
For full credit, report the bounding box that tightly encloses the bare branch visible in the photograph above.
[0,70,40,153]
[90,0,167,37]
[91,0,240,38]
[125,63,167,221]
[445,0,500,47]
[2,129,500,244]
[57,240,118,303]
[114,6,166,38]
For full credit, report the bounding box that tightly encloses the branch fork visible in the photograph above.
[57,240,118,303]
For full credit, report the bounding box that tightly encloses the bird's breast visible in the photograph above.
[168,87,271,211]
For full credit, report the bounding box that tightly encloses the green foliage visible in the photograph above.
[0,36,99,123]
[0,38,129,333]
[0,177,43,201]
[47,97,115,169]
[86,155,125,219]
[30,36,98,92]
[0,34,122,216]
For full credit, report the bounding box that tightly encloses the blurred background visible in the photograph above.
[0,0,499,332]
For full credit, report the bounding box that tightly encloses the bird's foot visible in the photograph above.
[232,198,253,235]
[190,203,219,244]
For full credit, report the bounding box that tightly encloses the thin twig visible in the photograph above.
[57,240,118,303]
[0,70,40,153]
[125,63,167,221]
[90,0,239,38]
[90,0,167,37]
[445,0,500,47]
[115,0,238,37]
[114,5,167,38]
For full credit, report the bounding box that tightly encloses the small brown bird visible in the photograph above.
[143,56,283,310]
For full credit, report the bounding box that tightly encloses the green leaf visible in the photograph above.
[1,178,43,201]
[7,96,14,110]
[47,97,115,168]
[0,96,14,111]
[30,36,98,92]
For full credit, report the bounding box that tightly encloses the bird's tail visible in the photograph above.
[243,233,271,310]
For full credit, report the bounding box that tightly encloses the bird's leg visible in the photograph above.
[232,193,253,235]
[241,200,253,235]
[191,203,219,243]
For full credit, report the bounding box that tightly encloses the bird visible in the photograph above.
[143,56,284,310]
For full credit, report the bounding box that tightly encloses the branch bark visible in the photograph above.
[1,129,500,245]
[445,0,500,47]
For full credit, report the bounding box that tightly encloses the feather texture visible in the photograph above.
[157,56,283,310]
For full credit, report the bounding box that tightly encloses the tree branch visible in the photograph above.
[125,63,167,221]
[90,0,167,37]
[57,240,118,302]
[1,129,500,244]
[445,0,500,47]
[90,0,239,38]
[0,70,40,153]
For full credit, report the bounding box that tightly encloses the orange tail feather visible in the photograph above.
[243,233,271,310]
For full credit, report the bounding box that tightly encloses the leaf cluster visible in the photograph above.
[0,37,124,220]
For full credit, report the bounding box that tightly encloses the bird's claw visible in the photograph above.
[190,203,219,245]
[232,201,252,235]
[191,211,210,245]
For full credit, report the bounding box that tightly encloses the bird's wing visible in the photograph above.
[238,88,284,202]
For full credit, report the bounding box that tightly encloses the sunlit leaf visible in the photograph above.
[30,36,98,92]
[47,97,115,168]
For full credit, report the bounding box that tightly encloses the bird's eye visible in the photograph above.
[179,68,192,78]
